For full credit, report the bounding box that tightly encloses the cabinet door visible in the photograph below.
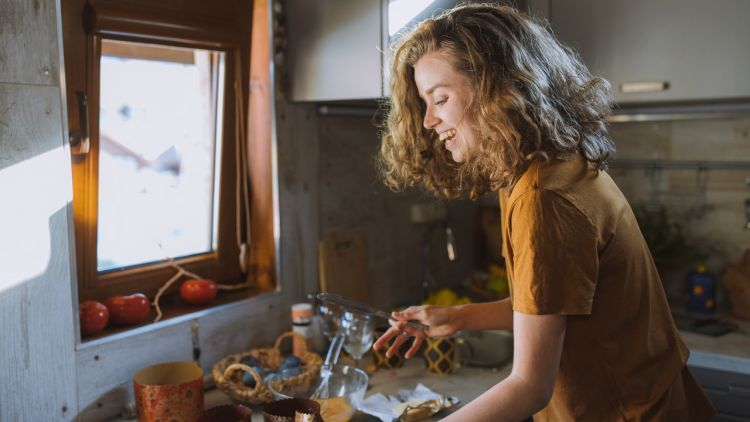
[287,0,384,101]
[548,0,750,104]
[690,365,750,419]
[384,0,474,97]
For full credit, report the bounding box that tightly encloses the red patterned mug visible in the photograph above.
[133,361,204,421]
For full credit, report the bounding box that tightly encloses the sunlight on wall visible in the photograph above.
[389,0,437,36]
[0,147,72,294]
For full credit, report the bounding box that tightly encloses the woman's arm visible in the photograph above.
[442,311,566,422]
[373,299,513,359]
[457,297,513,331]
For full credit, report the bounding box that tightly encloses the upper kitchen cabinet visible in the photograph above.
[543,0,750,105]
[286,0,500,101]
[286,0,386,101]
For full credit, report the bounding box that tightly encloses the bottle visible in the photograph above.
[291,303,313,357]
[686,264,717,314]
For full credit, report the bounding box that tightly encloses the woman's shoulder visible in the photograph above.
[505,154,620,225]
[507,154,590,200]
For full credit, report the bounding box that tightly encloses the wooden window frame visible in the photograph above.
[64,0,276,308]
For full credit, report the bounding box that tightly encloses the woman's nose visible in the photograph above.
[423,107,440,129]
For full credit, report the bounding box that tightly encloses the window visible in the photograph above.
[62,0,276,331]
[97,40,226,273]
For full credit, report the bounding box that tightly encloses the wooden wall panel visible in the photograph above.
[193,293,284,373]
[75,293,288,420]
[0,208,78,421]
[0,85,64,169]
[0,0,59,85]
[76,322,193,420]
[0,0,79,419]
[275,102,321,299]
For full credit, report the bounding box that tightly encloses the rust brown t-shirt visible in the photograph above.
[500,155,713,421]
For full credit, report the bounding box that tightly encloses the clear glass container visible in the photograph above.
[266,364,368,422]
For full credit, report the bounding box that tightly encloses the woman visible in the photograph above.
[372,4,714,421]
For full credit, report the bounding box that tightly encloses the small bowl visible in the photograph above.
[266,364,368,422]
[198,404,252,422]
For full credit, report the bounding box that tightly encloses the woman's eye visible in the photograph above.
[435,97,448,106]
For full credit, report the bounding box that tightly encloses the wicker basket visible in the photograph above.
[212,331,323,404]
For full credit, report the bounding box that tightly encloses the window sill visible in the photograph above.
[77,286,279,350]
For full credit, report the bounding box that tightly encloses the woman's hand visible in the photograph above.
[372,305,464,359]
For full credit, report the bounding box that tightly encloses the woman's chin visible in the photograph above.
[449,150,465,163]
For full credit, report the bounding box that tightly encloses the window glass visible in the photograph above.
[97,39,226,272]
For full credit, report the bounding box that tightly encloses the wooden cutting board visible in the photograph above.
[318,231,369,304]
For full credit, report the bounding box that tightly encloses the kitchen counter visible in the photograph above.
[196,358,512,421]
[680,316,750,375]
[350,359,512,421]
[198,322,750,421]
[111,317,750,421]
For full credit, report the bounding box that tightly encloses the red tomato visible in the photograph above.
[180,279,218,305]
[79,300,109,336]
[104,293,150,325]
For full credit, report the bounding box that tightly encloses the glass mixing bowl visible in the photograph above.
[266,364,368,422]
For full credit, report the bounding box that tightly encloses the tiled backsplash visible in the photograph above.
[608,116,750,305]
[317,115,477,311]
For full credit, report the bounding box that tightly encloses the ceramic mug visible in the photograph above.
[371,327,411,371]
[422,336,472,375]
[133,360,204,422]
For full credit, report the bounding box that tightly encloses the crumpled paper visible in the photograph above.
[359,384,459,422]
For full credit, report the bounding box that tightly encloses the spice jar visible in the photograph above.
[291,303,313,357]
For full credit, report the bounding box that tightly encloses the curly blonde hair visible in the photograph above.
[378,3,614,199]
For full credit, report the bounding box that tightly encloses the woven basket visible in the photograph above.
[212,331,323,404]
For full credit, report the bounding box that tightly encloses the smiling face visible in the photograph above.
[414,51,478,163]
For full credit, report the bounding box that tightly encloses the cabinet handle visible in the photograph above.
[619,81,670,94]
[728,383,750,398]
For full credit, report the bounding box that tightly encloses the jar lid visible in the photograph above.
[291,303,313,322]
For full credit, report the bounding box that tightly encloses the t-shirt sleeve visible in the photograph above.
[507,189,598,315]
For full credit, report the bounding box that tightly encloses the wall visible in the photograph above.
[275,102,320,299]
[0,0,79,419]
[608,116,750,304]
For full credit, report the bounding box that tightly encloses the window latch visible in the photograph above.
[68,91,90,156]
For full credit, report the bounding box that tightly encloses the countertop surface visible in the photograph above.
[197,358,512,421]
[680,315,750,375]
[203,318,750,421]
[111,316,750,421]
[350,358,512,421]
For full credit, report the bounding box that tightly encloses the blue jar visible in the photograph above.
[686,265,716,314]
